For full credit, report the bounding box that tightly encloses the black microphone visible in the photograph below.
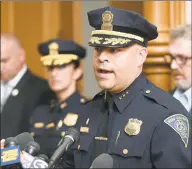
[37,154,49,163]
[24,141,40,156]
[15,132,34,150]
[48,128,80,168]
[1,133,34,169]
[90,153,113,168]
[4,137,18,147]
[20,142,42,168]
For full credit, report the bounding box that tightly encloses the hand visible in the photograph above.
[1,139,5,149]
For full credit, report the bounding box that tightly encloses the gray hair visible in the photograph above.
[170,24,191,41]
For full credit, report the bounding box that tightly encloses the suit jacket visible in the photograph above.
[1,70,49,138]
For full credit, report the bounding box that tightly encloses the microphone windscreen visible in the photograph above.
[5,137,18,147]
[24,141,40,156]
[91,153,113,168]
[15,132,34,150]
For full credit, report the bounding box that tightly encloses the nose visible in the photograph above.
[98,50,109,63]
[50,68,58,77]
[171,59,179,70]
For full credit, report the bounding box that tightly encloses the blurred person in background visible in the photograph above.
[30,39,87,157]
[169,24,191,116]
[1,33,49,138]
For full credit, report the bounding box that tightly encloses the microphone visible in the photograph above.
[4,138,18,147]
[48,128,80,168]
[37,154,49,163]
[29,156,48,168]
[1,133,34,169]
[90,153,113,168]
[1,145,21,169]
[4,132,34,150]
[20,151,35,168]
[20,141,41,168]
[24,141,40,156]
[14,132,34,150]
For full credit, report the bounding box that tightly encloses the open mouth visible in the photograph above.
[97,68,113,74]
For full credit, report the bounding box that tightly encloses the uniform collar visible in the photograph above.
[50,90,83,111]
[110,72,147,113]
[60,90,81,106]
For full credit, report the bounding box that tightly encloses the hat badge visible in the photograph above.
[48,42,59,55]
[125,118,143,136]
[101,11,113,31]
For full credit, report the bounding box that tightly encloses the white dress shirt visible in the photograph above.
[1,65,27,111]
[173,87,192,112]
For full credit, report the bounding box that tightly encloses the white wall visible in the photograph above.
[186,1,191,24]
[82,1,109,98]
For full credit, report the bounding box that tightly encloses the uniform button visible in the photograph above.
[31,132,35,137]
[60,102,67,109]
[80,98,85,103]
[119,97,122,100]
[123,149,128,155]
[61,131,65,137]
[145,90,151,94]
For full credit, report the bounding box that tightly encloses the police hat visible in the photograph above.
[88,6,158,48]
[38,39,86,67]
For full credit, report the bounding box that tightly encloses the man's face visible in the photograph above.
[169,38,192,90]
[47,63,79,93]
[93,44,146,93]
[1,40,24,81]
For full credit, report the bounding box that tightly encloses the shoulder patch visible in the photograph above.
[164,114,189,147]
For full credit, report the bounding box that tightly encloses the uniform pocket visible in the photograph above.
[108,135,148,158]
[71,134,93,152]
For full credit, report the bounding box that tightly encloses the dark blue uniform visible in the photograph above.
[60,6,191,168]
[61,73,191,168]
[30,38,87,158]
[30,91,87,158]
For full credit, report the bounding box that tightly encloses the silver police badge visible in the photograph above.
[124,118,143,136]
[164,114,189,147]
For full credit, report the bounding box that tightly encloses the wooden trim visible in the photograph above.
[8,2,14,33]
[41,1,61,79]
[72,2,84,94]
[170,1,186,29]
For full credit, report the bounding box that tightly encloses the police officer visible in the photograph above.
[60,6,191,168]
[30,39,87,158]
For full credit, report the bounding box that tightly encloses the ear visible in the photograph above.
[73,67,83,81]
[137,47,148,67]
[19,48,26,63]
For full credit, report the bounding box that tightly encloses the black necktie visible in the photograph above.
[106,95,115,138]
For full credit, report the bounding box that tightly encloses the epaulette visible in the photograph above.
[141,81,187,113]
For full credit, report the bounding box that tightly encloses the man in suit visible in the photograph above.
[1,33,49,138]
[169,25,191,116]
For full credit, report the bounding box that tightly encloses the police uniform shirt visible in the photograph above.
[60,6,191,168]
[90,93,117,162]
[30,91,86,157]
[61,73,191,168]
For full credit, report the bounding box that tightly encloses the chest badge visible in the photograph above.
[63,113,78,126]
[125,118,143,136]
